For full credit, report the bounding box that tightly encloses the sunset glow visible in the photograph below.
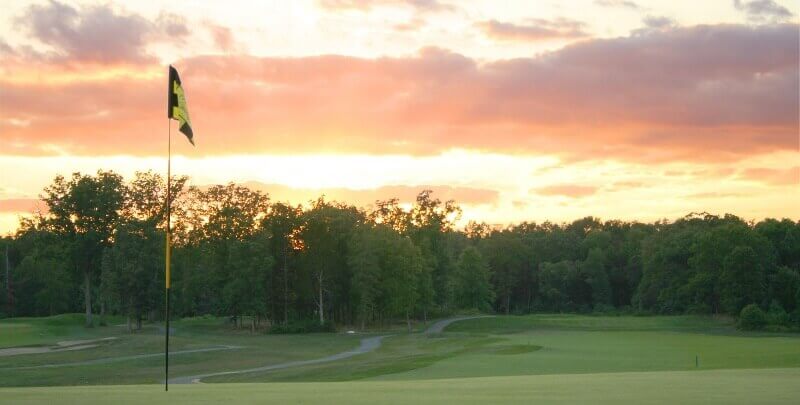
[1,0,798,235]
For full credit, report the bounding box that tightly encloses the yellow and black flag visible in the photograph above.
[168,65,195,145]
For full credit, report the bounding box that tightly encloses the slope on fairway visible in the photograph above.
[209,314,800,383]
[2,368,798,404]
[375,328,800,380]
[0,314,124,348]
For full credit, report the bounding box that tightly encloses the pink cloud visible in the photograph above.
[534,185,598,198]
[0,23,797,162]
[0,199,47,214]
[738,166,799,185]
[237,183,499,206]
[477,19,589,42]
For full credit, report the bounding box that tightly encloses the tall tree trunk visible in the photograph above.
[127,315,132,333]
[506,295,511,315]
[318,271,324,325]
[83,269,92,327]
[283,245,288,325]
[100,300,106,325]
[4,245,10,317]
[406,310,411,333]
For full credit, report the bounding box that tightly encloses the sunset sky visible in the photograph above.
[0,0,798,235]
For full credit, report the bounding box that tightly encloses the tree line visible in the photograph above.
[1,170,799,332]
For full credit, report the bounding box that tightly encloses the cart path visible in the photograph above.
[169,316,490,384]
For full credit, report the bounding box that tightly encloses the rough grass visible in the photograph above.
[0,315,359,387]
[3,313,800,390]
[0,314,124,348]
[445,314,739,334]
[1,368,798,404]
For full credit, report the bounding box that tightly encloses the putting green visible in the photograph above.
[1,368,798,404]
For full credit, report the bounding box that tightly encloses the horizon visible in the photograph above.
[1,169,797,238]
[1,0,799,235]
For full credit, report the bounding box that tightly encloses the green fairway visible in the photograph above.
[0,314,125,348]
[373,314,800,381]
[2,313,799,405]
[204,314,800,383]
[0,315,360,387]
[2,368,798,404]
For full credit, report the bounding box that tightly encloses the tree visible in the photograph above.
[453,247,494,311]
[538,261,581,311]
[100,220,163,331]
[13,250,72,317]
[480,231,526,314]
[222,236,273,331]
[186,183,270,242]
[769,266,800,313]
[408,190,461,309]
[261,203,303,324]
[384,236,421,331]
[415,254,435,323]
[720,246,766,314]
[582,248,612,309]
[298,198,364,325]
[41,171,126,326]
[348,226,382,329]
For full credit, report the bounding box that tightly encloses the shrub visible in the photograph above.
[592,304,615,314]
[790,309,800,327]
[767,300,789,327]
[269,319,336,334]
[738,304,767,331]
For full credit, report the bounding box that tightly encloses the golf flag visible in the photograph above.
[168,65,195,145]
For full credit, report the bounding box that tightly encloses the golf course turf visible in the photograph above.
[1,314,799,403]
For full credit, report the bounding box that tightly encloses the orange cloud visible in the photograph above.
[229,182,499,207]
[0,198,46,213]
[534,185,598,198]
[477,19,589,42]
[317,0,453,13]
[738,166,799,185]
[1,23,797,162]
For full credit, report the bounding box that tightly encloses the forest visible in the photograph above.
[1,170,799,332]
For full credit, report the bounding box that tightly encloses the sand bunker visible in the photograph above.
[0,337,117,357]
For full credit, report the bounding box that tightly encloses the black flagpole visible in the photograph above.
[165,111,172,392]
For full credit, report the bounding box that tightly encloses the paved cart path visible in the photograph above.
[169,316,489,384]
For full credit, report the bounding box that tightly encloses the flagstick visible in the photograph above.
[165,116,172,392]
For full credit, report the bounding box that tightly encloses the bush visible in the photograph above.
[767,300,789,327]
[269,319,336,334]
[738,304,767,331]
[593,304,615,314]
[790,309,800,327]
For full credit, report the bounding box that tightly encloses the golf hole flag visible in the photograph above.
[168,65,195,145]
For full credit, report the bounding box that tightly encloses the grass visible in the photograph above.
[372,314,800,381]
[1,368,798,404]
[207,314,800,383]
[2,312,800,403]
[0,314,125,348]
[0,315,359,387]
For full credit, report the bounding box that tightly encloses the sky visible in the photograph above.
[0,0,798,234]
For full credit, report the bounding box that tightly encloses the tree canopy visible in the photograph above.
[2,172,799,331]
